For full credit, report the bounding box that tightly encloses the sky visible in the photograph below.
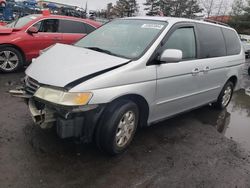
[46,0,146,11]
[42,0,234,16]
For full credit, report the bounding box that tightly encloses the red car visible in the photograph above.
[0,13,101,72]
[0,0,6,7]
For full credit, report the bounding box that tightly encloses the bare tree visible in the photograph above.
[215,0,230,17]
[200,0,231,18]
[200,0,215,17]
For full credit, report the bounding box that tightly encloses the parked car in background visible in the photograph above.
[11,17,245,155]
[0,0,6,7]
[241,38,250,58]
[0,13,101,72]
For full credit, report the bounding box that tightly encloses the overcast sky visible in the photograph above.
[44,0,234,16]
[47,0,145,11]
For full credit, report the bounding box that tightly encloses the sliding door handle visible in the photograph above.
[192,68,200,76]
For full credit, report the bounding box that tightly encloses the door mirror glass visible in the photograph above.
[28,26,39,34]
[159,49,183,63]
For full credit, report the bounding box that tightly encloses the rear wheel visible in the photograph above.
[213,81,234,110]
[0,46,23,73]
[95,100,139,155]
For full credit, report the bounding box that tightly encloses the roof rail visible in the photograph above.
[203,18,229,27]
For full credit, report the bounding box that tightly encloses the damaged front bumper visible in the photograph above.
[10,87,105,143]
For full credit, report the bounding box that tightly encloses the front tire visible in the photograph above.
[213,81,234,110]
[0,2,6,7]
[95,100,139,155]
[0,46,23,73]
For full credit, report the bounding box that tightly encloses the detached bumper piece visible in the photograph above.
[9,86,32,99]
[28,98,105,142]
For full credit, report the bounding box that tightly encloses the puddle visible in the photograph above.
[225,90,250,151]
[195,89,250,151]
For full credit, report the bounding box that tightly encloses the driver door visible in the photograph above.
[152,23,204,121]
[25,19,62,59]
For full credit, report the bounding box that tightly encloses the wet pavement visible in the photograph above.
[0,62,250,188]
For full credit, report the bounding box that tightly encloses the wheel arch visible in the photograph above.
[107,94,150,128]
[0,44,26,63]
[227,75,238,89]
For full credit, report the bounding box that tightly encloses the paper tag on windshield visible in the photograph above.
[141,24,164,30]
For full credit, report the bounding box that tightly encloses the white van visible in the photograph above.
[12,17,245,155]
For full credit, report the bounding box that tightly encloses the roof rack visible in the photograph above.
[203,18,229,27]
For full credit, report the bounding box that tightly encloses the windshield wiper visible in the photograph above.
[85,47,113,55]
[84,46,130,59]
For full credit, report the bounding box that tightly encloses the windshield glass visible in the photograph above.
[7,15,38,28]
[75,19,168,59]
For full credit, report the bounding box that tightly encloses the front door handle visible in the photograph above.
[192,68,200,76]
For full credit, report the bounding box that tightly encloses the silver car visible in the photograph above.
[12,17,245,155]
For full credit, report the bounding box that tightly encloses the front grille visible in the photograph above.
[25,77,40,95]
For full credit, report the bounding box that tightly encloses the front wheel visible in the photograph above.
[95,100,139,155]
[0,2,6,7]
[213,81,234,110]
[0,47,23,73]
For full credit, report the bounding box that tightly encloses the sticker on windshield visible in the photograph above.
[141,24,164,30]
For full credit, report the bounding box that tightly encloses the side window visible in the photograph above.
[197,23,226,58]
[58,20,86,34]
[222,29,241,56]
[34,19,59,33]
[162,27,196,60]
[85,24,96,34]
[32,21,42,31]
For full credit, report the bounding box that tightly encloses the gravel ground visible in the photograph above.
[0,65,250,188]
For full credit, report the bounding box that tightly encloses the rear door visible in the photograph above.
[58,20,92,44]
[195,23,230,103]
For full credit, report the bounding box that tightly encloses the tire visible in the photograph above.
[0,46,24,73]
[213,81,234,110]
[0,2,6,7]
[248,67,250,76]
[95,100,139,155]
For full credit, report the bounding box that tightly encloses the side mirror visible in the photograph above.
[27,26,38,34]
[159,49,183,63]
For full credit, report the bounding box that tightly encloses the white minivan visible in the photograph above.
[12,17,245,155]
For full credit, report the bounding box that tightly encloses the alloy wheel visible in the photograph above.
[0,51,19,71]
[222,86,232,107]
[115,111,136,148]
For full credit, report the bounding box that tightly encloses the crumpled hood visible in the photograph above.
[0,26,13,34]
[26,43,129,88]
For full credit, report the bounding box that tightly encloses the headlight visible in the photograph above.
[34,87,93,106]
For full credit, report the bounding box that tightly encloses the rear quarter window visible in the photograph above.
[222,28,241,55]
[197,23,226,58]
